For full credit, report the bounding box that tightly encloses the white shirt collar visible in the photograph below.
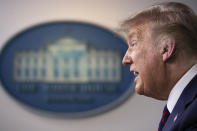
[167,64,197,113]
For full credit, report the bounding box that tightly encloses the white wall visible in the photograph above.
[0,0,196,131]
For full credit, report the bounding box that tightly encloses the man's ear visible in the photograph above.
[161,38,176,62]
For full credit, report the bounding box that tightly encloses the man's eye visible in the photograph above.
[131,42,136,47]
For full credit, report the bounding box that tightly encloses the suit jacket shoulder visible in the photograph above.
[175,97,197,130]
[163,75,197,131]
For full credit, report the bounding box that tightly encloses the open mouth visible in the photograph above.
[133,71,139,83]
[133,71,139,77]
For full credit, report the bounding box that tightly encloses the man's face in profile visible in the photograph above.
[122,25,167,100]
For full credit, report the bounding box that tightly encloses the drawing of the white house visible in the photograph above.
[14,37,122,83]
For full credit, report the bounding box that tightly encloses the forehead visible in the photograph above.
[127,25,146,40]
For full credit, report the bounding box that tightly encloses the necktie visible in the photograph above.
[158,105,170,131]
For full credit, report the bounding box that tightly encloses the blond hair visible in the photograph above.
[121,2,197,56]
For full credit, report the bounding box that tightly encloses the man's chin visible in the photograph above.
[135,85,144,95]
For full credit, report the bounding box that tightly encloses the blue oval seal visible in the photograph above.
[0,21,134,116]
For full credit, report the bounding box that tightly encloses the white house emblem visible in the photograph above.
[0,21,134,116]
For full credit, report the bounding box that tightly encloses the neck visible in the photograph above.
[165,59,196,99]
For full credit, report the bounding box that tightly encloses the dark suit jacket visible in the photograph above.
[163,75,197,131]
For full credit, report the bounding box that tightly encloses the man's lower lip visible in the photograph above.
[134,76,139,82]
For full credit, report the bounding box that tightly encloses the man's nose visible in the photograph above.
[122,51,132,66]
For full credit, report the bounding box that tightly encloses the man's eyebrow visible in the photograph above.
[127,32,137,40]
